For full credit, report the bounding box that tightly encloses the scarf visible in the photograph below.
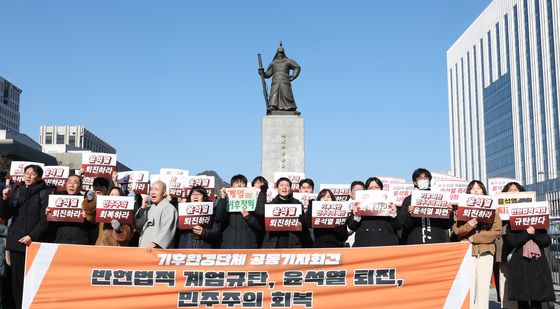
[522,239,541,259]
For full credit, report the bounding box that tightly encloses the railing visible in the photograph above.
[548,218,560,285]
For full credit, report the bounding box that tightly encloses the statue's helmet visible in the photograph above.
[277,46,285,53]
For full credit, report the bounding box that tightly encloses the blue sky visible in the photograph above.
[1,1,490,185]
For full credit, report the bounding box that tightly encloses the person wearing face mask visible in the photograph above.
[261,178,312,248]
[214,174,267,249]
[452,180,502,309]
[400,168,454,245]
[306,189,348,247]
[177,186,220,249]
[346,177,400,247]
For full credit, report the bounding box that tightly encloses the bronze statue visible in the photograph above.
[258,44,301,115]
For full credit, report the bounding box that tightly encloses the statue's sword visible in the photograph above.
[257,53,270,108]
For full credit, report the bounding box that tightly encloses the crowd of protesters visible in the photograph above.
[0,165,555,309]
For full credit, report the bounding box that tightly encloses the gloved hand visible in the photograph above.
[86,190,96,201]
[111,219,123,233]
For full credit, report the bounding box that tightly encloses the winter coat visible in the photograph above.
[0,181,49,253]
[305,200,348,248]
[347,212,400,247]
[214,187,267,249]
[400,194,454,245]
[452,210,502,256]
[505,226,555,302]
[51,191,96,245]
[261,195,313,249]
[178,221,221,249]
[82,196,133,246]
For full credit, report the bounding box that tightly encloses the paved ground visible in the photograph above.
[488,286,560,308]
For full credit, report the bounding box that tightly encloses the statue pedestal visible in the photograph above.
[261,115,304,184]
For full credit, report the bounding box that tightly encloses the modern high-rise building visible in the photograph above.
[39,125,116,154]
[0,76,21,132]
[447,0,559,198]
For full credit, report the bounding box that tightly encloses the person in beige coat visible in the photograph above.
[453,180,502,309]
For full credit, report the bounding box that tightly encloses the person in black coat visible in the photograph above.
[177,186,220,249]
[347,177,400,247]
[306,189,348,247]
[0,165,49,309]
[400,168,453,245]
[48,175,96,245]
[505,224,555,308]
[214,174,266,249]
[261,177,312,248]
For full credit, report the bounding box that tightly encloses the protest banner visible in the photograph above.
[488,177,521,196]
[160,175,188,198]
[273,172,305,191]
[311,201,351,228]
[410,191,452,219]
[160,168,189,177]
[23,242,471,309]
[354,190,392,217]
[81,152,117,178]
[376,176,406,191]
[319,184,351,201]
[226,187,258,212]
[508,202,549,230]
[184,176,216,201]
[456,194,497,223]
[494,191,536,220]
[42,166,70,191]
[9,161,44,184]
[178,202,214,229]
[432,180,469,205]
[387,182,414,206]
[46,195,84,222]
[81,176,95,192]
[293,192,317,214]
[430,172,464,187]
[265,204,302,231]
[265,189,278,203]
[117,171,150,194]
[95,195,135,224]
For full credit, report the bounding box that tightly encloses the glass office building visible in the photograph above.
[447,0,560,200]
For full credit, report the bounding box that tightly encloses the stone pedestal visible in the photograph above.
[261,115,304,184]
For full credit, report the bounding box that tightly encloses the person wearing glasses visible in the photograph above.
[0,165,49,309]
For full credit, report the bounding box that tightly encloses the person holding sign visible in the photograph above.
[0,164,49,309]
[261,177,312,248]
[452,180,502,309]
[82,178,133,246]
[401,168,454,244]
[177,186,220,249]
[215,175,266,249]
[50,175,96,245]
[306,189,348,247]
[494,182,526,309]
[347,177,400,247]
[505,221,555,307]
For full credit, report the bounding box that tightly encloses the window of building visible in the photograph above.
[56,133,65,144]
[45,132,53,144]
